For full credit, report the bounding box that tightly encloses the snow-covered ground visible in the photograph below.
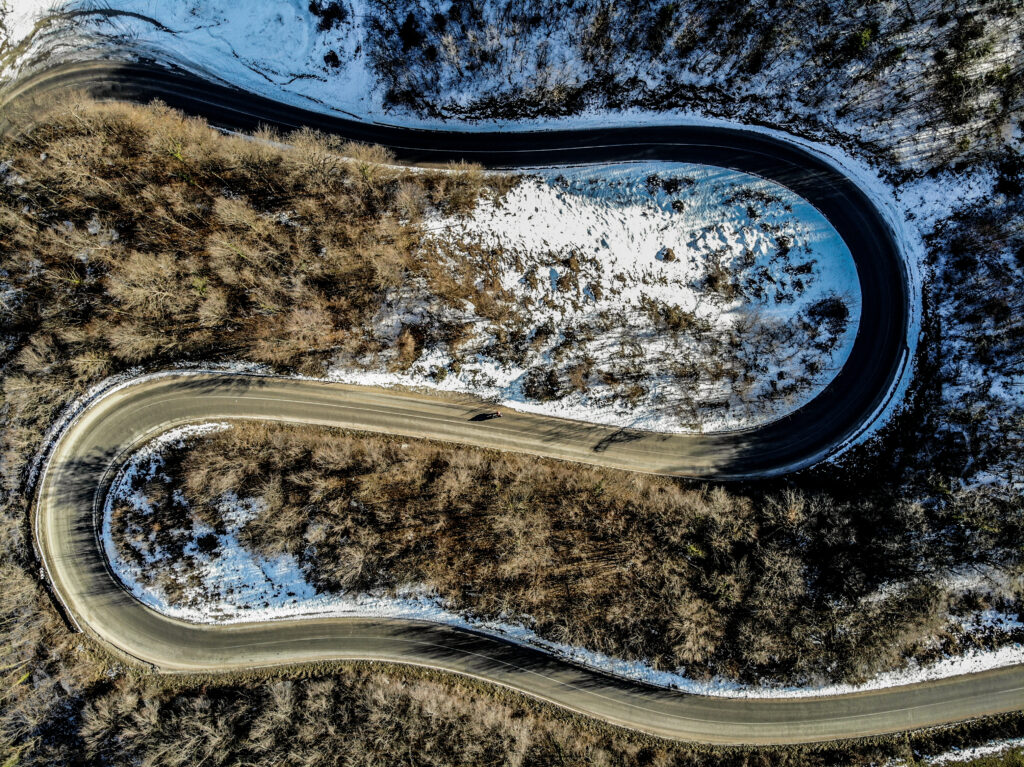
[1,0,379,117]
[103,424,1023,700]
[926,738,1024,766]
[9,0,1020,704]
[1,0,926,444]
[889,738,1024,766]
[3,0,1018,164]
[333,161,859,432]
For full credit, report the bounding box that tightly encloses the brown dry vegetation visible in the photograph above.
[30,661,1024,767]
[4,496,1023,767]
[0,95,503,494]
[419,220,851,429]
[1,97,1022,766]
[366,0,1023,171]
[114,421,1023,687]
[3,524,1023,767]
[0,92,855,458]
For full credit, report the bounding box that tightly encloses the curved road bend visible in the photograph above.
[3,59,910,478]
[15,60,1020,745]
[38,374,1024,745]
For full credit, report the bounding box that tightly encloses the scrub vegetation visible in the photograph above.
[921,168,1024,486]
[1,506,1023,765]
[392,167,857,432]
[366,0,1023,169]
[112,421,1023,687]
[0,96,505,494]
[0,606,1020,767]
[0,94,853,498]
[0,21,1021,762]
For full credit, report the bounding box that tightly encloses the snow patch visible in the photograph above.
[3,1,926,454]
[927,738,1024,765]
[331,161,860,434]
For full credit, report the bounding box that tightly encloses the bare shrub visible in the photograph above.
[110,422,1024,688]
[0,96,506,489]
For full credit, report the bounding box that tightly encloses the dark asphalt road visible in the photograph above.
[11,59,1001,748]
[34,374,1024,745]
[2,58,912,478]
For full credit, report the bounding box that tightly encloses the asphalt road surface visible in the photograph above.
[2,59,913,478]
[12,59,1020,745]
[35,374,1024,745]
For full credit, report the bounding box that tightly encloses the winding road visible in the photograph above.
[8,58,1021,744]
[4,60,915,478]
[36,373,1024,745]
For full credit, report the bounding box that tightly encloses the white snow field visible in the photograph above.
[103,425,1023,701]
[332,162,860,433]
[1,0,380,118]
[11,0,1018,707]
[1,0,376,119]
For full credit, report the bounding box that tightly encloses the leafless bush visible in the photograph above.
[365,0,1023,169]
[0,97,502,490]
[113,422,1023,687]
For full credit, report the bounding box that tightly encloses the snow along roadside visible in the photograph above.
[98,420,1021,701]
[926,738,1024,765]
[333,160,861,435]
[2,4,921,454]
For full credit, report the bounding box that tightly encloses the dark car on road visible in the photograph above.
[470,411,503,421]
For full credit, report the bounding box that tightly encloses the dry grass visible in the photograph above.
[69,670,1024,767]
[367,0,1023,171]
[1,93,1023,767]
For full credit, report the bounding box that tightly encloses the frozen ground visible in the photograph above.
[2,0,1018,167]
[888,738,1024,766]
[103,424,1023,700]
[926,738,1024,766]
[1,0,380,117]
[332,161,859,432]
[1,0,925,444]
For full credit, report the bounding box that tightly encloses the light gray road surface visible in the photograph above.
[10,58,1019,745]
[35,375,1024,745]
